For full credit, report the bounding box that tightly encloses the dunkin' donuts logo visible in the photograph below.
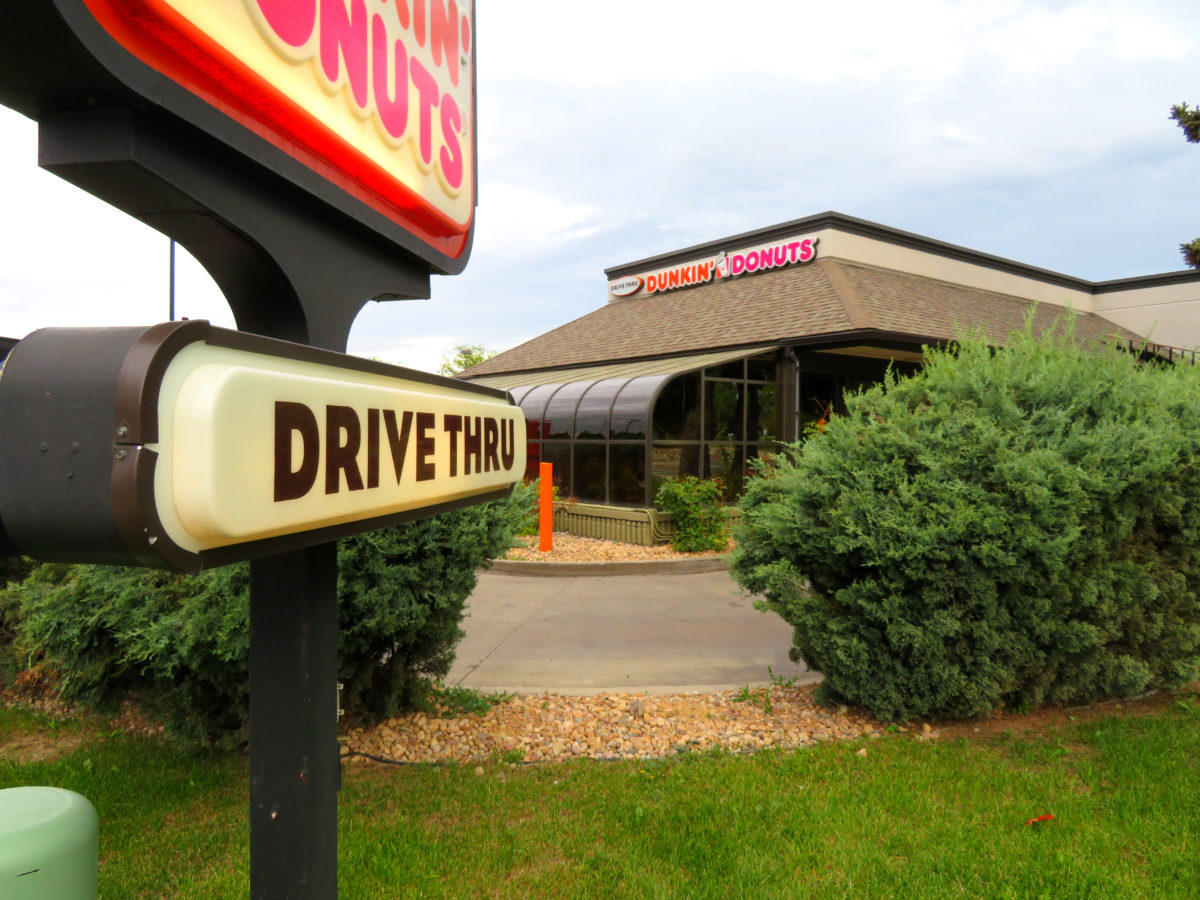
[616,236,819,297]
[726,237,818,276]
[249,0,473,194]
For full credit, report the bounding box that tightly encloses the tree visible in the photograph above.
[1171,102,1200,268]
[438,344,496,376]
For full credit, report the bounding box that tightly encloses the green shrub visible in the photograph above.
[655,476,728,553]
[10,492,527,744]
[0,556,36,686]
[13,562,251,742]
[337,491,529,721]
[732,322,1200,721]
[513,477,544,536]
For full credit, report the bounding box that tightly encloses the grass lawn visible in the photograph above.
[2,697,1198,899]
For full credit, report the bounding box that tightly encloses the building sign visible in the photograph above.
[611,235,819,298]
[0,321,523,572]
[608,276,643,297]
[75,0,475,264]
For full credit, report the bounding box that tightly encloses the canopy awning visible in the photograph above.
[463,345,778,392]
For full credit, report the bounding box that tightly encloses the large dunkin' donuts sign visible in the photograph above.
[74,0,476,266]
[610,234,819,298]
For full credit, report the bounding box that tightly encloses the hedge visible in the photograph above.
[4,483,532,744]
[731,323,1200,721]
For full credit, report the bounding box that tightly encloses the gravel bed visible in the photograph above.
[502,532,730,564]
[341,683,891,766]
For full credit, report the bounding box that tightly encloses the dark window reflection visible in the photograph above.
[612,375,667,440]
[747,382,778,440]
[540,442,571,495]
[523,423,541,481]
[543,382,591,439]
[650,444,701,498]
[575,378,628,439]
[706,360,744,380]
[747,353,775,381]
[653,373,701,440]
[800,373,841,431]
[705,381,744,441]
[609,445,646,505]
[705,443,746,501]
[573,443,606,502]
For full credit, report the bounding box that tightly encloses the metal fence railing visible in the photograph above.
[1110,336,1199,366]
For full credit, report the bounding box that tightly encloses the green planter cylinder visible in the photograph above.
[0,786,98,899]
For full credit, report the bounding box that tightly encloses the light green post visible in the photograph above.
[0,786,98,899]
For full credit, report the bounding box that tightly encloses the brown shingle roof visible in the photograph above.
[841,263,1125,345]
[463,258,1135,377]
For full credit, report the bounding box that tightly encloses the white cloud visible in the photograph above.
[482,0,1195,89]
[345,321,459,372]
[473,183,598,258]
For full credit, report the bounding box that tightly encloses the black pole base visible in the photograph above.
[250,543,340,899]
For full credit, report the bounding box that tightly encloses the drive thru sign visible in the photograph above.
[0,320,523,573]
[0,1,484,896]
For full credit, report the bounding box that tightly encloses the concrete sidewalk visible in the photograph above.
[446,568,817,695]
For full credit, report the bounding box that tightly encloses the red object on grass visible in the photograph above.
[1025,814,1055,826]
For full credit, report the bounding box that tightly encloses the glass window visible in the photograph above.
[652,372,701,440]
[611,375,667,440]
[543,381,592,439]
[705,381,744,441]
[800,374,840,432]
[518,383,562,441]
[705,443,746,502]
[705,359,744,380]
[575,378,628,439]
[650,445,701,497]
[539,442,571,496]
[747,382,778,440]
[523,431,541,482]
[573,444,606,502]
[509,385,536,405]
[747,353,776,382]
[609,445,646,505]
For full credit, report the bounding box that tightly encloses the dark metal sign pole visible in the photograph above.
[249,546,340,898]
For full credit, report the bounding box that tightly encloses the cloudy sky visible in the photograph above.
[0,0,1197,371]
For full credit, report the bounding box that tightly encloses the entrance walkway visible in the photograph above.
[446,569,816,695]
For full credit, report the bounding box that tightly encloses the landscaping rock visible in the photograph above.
[342,682,876,765]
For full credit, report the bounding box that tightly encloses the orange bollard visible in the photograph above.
[539,462,553,552]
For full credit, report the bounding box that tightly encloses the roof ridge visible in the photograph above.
[819,258,873,330]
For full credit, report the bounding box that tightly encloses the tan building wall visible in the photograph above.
[1093,282,1200,350]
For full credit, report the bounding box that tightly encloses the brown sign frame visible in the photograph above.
[0,320,517,574]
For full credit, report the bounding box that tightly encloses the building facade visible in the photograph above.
[461,212,1200,507]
